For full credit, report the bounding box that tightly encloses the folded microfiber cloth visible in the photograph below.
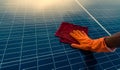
[55,22,88,44]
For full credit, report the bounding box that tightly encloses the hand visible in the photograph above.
[70,30,93,51]
[70,30,116,52]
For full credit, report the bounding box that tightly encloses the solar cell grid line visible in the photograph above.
[78,0,120,68]
[2,57,19,65]
[19,7,26,70]
[1,64,18,69]
[0,50,113,70]
[88,9,120,33]
[61,8,105,68]
[58,10,89,70]
[42,10,56,70]
[75,0,111,36]
[0,0,120,70]
[20,9,38,70]
[1,58,18,66]
[0,2,8,21]
[103,53,117,69]
[53,9,109,69]
[51,11,73,70]
[0,21,21,67]
[5,47,20,54]
[33,11,39,70]
[0,8,7,24]
[2,54,36,68]
[105,53,120,68]
[0,3,18,69]
[1,10,24,70]
[18,43,118,69]
[104,60,120,69]
[76,0,120,69]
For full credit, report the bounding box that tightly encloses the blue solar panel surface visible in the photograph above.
[0,0,120,70]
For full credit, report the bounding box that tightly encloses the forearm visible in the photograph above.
[104,37,115,48]
[104,36,120,48]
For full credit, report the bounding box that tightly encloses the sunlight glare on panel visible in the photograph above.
[3,0,76,15]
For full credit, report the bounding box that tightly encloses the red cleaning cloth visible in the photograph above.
[55,22,88,44]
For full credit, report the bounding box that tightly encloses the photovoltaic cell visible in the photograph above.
[0,0,120,70]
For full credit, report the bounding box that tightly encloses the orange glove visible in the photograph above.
[70,30,115,52]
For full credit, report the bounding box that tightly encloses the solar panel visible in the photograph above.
[0,0,120,70]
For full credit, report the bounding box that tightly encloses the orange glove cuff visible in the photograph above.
[91,37,116,52]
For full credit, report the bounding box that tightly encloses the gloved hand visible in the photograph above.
[70,30,115,52]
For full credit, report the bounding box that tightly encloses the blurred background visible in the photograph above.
[0,0,120,70]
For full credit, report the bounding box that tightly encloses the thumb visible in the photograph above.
[71,43,82,49]
[71,43,90,50]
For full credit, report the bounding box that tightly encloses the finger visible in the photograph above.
[73,30,83,37]
[81,31,91,39]
[71,43,85,49]
[77,30,84,36]
[71,30,80,37]
[71,43,82,48]
[70,32,83,42]
[81,31,88,36]
[73,30,78,35]
[71,30,78,36]
[70,32,79,39]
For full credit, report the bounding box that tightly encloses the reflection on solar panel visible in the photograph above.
[0,0,120,70]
